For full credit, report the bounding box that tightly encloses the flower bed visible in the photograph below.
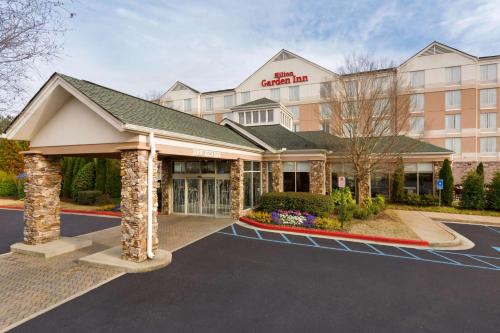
[247,210,341,230]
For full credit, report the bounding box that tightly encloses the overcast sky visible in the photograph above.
[25,0,500,106]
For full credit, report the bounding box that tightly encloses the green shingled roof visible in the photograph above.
[57,74,260,149]
[239,124,318,150]
[232,97,279,109]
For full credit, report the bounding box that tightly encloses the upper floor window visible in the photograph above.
[260,110,267,123]
[480,112,497,129]
[271,88,280,101]
[480,88,497,108]
[445,137,461,154]
[445,66,461,85]
[184,98,192,112]
[445,114,461,131]
[289,105,300,119]
[205,97,213,111]
[320,82,332,98]
[320,103,332,118]
[267,109,274,122]
[238,112,244,124]
[410,117,424,134]
[480,137,497,153]
[346,80,358,96]
[241,91,250,104]
[410,94,424,112]
[289,86,300,101]
[374,76,390,92]
[224,95,234,108]
[445,90,461,110]
[480,64,497,82]
[410,70,425,88]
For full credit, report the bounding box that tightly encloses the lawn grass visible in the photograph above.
[386,203,500,217]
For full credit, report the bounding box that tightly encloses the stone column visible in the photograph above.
[120,149,158,262]
[271,161,283,192]
[325,161,332,195]
[23,154,62,245]
[261,161,269,194]
[310,160,326,194]
[160,159,172,215]
[230,159,244,219]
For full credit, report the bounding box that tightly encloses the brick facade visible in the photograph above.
[23,154,62,245]
[452,161,500,184]
[309,160,326,194]
[120,149,158,262]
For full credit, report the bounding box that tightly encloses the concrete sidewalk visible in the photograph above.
[394,210,474,250]
[419,211,500,226]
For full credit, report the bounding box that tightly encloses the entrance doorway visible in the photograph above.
[171,160,231,216]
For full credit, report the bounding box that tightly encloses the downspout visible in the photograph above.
[147,131,156,259]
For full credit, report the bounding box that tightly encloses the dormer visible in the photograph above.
[229,98,293,131]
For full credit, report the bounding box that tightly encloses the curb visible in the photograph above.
[0,205,121,218]
[239,217,430,247]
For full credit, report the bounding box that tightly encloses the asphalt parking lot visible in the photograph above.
[11,219,500,333]
[0,209,120,254]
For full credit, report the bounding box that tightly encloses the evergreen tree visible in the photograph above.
[476,162,484,181]
[105,159,121,198]
[438,159,454,206]
[95,158,107,193]
[71,162,96,200]
[62,158,75,198]
[391,157,405,203]
[486,171,500,211]
[460,171,485,209]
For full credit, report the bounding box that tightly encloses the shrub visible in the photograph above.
[77,190,102,205]
[338,203,355,223]
[105,159,121,198]
[314,217,342,230]
[16,179,25,199]
[260,192,334,216]
[438,159,454,206]
[460,171,485,209]
[95,193,114,206]
[331,187,355,209]
[71,162,96,200]
[0,171,17,197]
[404,193,439,206]
[391,157,405,203]
[373,194,385,210]
[353,206,371,220]
[95,158,107,193]
[247,211,272,224]
[486,172,500,211]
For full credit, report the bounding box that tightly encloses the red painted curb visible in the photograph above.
[0,205,121,217]
[239,216,430,246]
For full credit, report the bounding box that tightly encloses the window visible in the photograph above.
[404,163,433,195]
[320,103,332,118]
[289,105,299,119]
[267,162,273,192]
[480,113,497,130]
[241,91,250,103]
[293,123,300,132]
[321,121,331,133]
[371,174,389,197]
[445,114,461,131]
[410,94,424,112]
[271,88,280,101]
[283,162,310,192]
[480,64,497,82]
[445,90,461,110]
[445,137,462,153]
[346,80,357,96]
[245,111,251,124]
[374,118,391,135]
[243,161,262,209]
[320,82,332,98]
[203,114,215,122]
[267,109,274,122]
[480,89,497,108]
[260,110,267,122]
[205,97,213,111]
[224,95,233,108]
[238,112,244,124]
[445,66,461,85]
[373,98,388,115]
[410,70,425,88]
[289,86,300,101]
[184,98,192,112]
[252,111,259,123]
[374,76,390,92]
[410,117,424,134]
[480,137,497,153]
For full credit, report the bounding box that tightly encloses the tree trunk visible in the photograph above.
[357,174,371,206]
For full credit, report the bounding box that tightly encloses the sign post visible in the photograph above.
[437,178,444,207]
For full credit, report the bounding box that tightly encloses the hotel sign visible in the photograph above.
[193,149,222,158]
[261,72,309,87]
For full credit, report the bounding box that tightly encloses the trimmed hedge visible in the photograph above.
[259,192,334,216]
[77,190,102,205]
[71,162,96,200]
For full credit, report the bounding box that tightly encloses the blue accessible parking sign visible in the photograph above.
[437,179,443,190]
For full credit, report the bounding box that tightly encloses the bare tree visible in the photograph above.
[141,90,163,105]
[328,55,415,205]
[0,0,69,114]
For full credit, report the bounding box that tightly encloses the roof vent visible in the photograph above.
[419,44,452,57]
[273,50,296,62]
[172,83,188,91]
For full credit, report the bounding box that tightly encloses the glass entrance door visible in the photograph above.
[187,178,201,214]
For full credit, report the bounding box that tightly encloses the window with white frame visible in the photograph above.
[283,162,310,192]
[224,95,234,108]
[410,94,424,112]
[410,70,425,88]
[445,114,461,131]
[320,82,332,98]
[259,110,267,123]
[203,114,215,122]
[243,161,261,209]
[346,80,357,96]
[480,64,497,82]
[445,90,461,109]
[374,118,391,135]
[445,137,461,153]
[445,66,461,85]
[480,137,497,153]
[271,88,280,101]
[289,86,300,101]
[410,117,424,134]
[183,98,192,112]
[289,105,299,119]
[374,76,390,92]
[205,97,213,111]
[320,103,332,118]
[267,109,274,122]
[245,111,251,124]
[241,91,250,104]
[480,112,497,129]
[480,88,497,108]
[238,112,244,124]
[252,111,259,123]
[373,98,389,116]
